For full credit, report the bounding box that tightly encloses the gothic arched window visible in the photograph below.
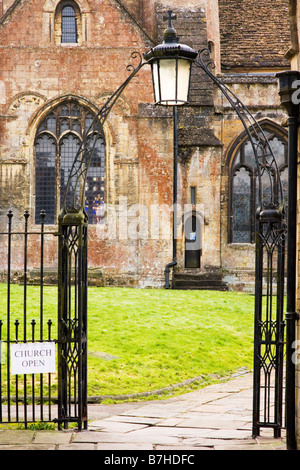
[228,122,288,244]
[61,5,77,43]
[54,1,81,44]
[35,101,105,225]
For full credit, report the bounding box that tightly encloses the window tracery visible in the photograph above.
[35,100,105,225]
[54,1,81,44]
[228,123,288,243]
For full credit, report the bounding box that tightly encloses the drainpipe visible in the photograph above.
[277,70,300,451]
[165,106,178,288]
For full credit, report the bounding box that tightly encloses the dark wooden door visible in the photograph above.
[185,215,201,268]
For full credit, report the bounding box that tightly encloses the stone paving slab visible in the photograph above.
[0,372,287,450]
[34,430,73,445]
[0,429,35,445]
[96,442,154,451]
[0,444,57,450]
[82,420,148,434]
[169,413,250,430]
[101,416,163,426]
[58,443,96,450]
[120,404,193,419]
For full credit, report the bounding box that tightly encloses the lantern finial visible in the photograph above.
[163,11,178,44]
[143,10,197,106]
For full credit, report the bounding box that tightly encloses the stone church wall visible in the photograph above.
[0,0,291,290]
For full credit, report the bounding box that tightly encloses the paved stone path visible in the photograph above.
[0,372,286,450]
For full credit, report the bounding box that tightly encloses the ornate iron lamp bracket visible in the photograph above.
[195,48,286,218]
[58,42,287,435]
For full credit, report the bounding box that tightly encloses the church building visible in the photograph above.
[0,0,291,290]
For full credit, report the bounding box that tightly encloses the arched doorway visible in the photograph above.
[184,214,202,268]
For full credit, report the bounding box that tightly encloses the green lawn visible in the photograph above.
[0,285,255,401]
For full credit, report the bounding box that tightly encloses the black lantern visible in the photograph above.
[144,11,197,106]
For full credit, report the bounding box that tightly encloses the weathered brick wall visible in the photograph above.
[0,0,291,290]
[0,0,174,287]
[0,0,220,288]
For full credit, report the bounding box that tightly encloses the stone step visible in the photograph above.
[174,273,223,281]
[174,279,227,287]
[173,272,228,291]
[174,286,228,291]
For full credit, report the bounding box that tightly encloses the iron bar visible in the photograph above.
[285,112,298,450]
[15,319,19,422]
[48,319,53,421]
[165,106,178,288]
[7,210,12,422]
[277,70,300,450]
[40,210,45,421]
[23,210,29,427]
[31,319,36,422]
[23,210,29,342]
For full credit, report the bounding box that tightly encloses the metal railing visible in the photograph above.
[0,210,58,427]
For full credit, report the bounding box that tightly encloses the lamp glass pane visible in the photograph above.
[152,62,161,103]
[158,59,177,105]
[177,59,191,103]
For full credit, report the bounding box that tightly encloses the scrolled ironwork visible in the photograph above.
[61,51,146,217]
[196,48,286,216]
[126,50,143,72]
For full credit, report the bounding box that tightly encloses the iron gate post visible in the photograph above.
[252,210,263,438]
[57,211,88,430]
[252,207,286,438]
[277,70,300,450]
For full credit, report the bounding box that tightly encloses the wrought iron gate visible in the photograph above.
[0,53,147,431]
[54,52,145,431]
[253,208,286,437]
[195,50,287,438]
[0,210,58,427]
[0,210,88,430]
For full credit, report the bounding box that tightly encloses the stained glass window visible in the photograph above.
[229,123,288,243]
[35,135,56,225]
[232,167,251,243]
[34,101,105,225]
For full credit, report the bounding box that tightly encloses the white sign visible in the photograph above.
[10,342,56,375]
